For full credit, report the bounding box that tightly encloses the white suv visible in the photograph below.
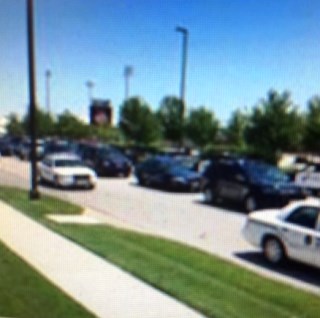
[295,164,320,196]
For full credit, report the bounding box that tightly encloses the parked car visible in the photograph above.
[202,157,308,212]
[277,154,310,180]
[38,153,97,189]
[18,139,45,160]
[294,164,320,196]
[173,155,211,174]
[78,143,132,177]
[8,136,25,156]
[172,155,199,171]
[242,197,320,267]
[43,139,77,156]
[135,156,203,192]
[0,138,14,156]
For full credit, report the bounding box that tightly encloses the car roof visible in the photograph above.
[45,152,81,161]
[283,197,320,213]
[151,155,177,163]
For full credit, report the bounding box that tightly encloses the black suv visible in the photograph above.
[202,157,307,212]
[78,143,132,177]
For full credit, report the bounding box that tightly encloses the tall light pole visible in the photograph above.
[45,69,51,113]
[175,26,188,118]
[86,80,95,104]
[26,0,40,199]
[124,65,133,100]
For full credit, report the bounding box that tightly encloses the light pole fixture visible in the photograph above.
[45,69,51,113]
[124,65,133,101]
[26,0,40,199]
[86,80,95,104]
[175,26,189,118]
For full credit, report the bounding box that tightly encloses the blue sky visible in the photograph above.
[1,0,320,124]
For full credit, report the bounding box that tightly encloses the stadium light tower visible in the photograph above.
[175,26,189,118]
[45,69,52,113]
[86,80,95,103]
[124,65,133,100]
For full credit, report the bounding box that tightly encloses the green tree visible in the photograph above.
[225,109,249,147]
[90,126,124,144]
[185,107,219,148]
[54,110,89,139]
[304,96,320,151]
[245,89,303,161]
[6,113,25,136]
[157,96,184,144]
[23,108,55,137]
[119,97,162,145]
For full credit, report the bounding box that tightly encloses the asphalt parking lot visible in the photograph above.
[1,157,320,295]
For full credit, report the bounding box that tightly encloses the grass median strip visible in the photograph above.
[0,186,319,318]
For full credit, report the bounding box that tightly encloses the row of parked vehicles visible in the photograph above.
[0,136,316,210]
[40,149,310,214]
[0,136,46,160]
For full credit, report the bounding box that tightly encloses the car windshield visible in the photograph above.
[99,148,124,159]
[243,161,289,183]
[55,159,85,167]
[108,152,125,160]
[49,145,71,152]
[174,156,198,170]
[165,162,191,174]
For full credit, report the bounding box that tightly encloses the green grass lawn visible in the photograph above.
[1,186,320,318]
[0,240,94,318]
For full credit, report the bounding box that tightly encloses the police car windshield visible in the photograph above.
[55,159,84,167]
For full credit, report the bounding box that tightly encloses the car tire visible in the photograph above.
[137,175,145,186]
[124,171,131,178]
[87,184,95,190]
[311,189,320,197]
[144,177,151,187]
[96,167,104,177]
[204,187,215,204]
[263,237,285,265]
[53,176,60,188]
[244,195,257,212]
[37,173,43,184]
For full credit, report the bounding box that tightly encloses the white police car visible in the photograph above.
[38,153,97,189]
[242,198,320,267]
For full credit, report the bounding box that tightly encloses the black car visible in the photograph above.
[44,139,77,156]
[17,138,45,160]
[78,143,132,177]
[202,157,308,212]
[0,138,14,156]
[135,156,203,192]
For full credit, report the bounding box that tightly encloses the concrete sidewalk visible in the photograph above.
[0,200,204,318]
